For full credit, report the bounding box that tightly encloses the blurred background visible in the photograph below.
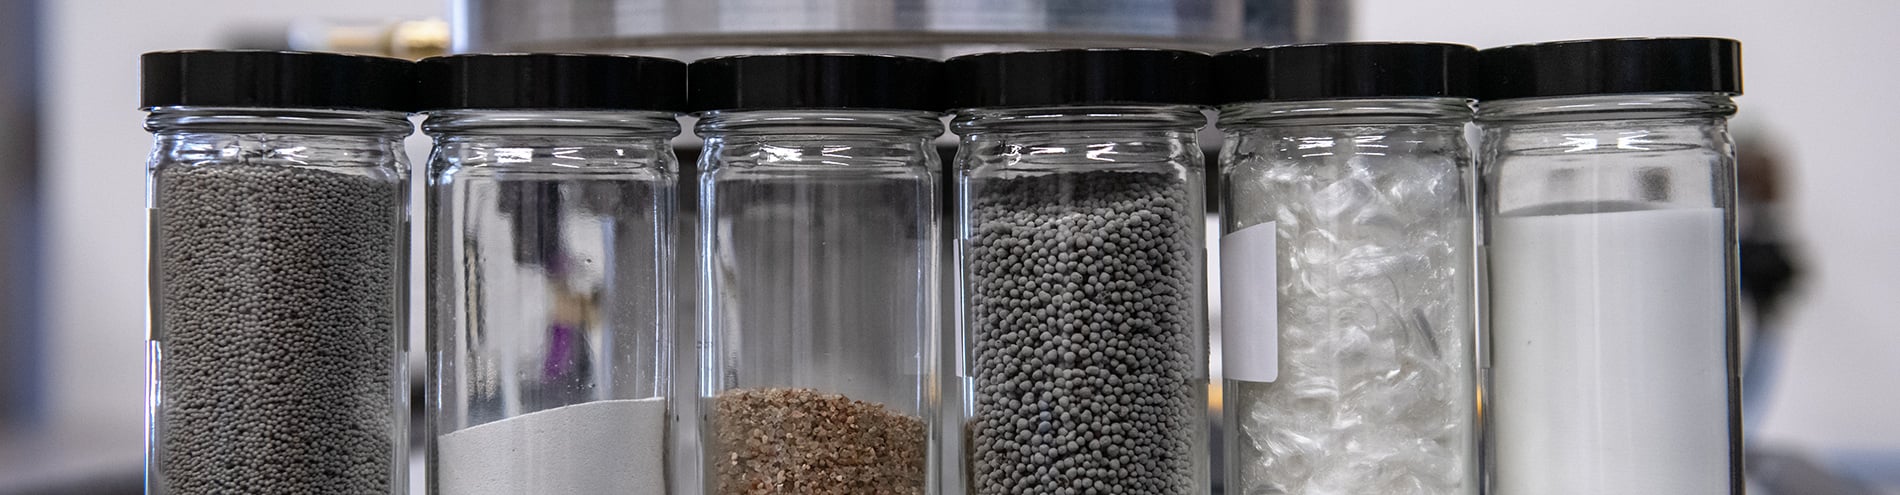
[0,0,1895,494]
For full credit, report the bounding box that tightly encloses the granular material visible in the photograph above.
[964,170,1201,494]
[713,388,925,495]
[155,164,400,495]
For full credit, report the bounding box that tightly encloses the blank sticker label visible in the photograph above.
[1221,221,1278,383]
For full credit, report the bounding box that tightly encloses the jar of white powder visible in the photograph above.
[1213,42,1480,495]
[417,53,686,495]
[1475,37,1744,495]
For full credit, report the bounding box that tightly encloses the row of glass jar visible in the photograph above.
[142,38,1743,495]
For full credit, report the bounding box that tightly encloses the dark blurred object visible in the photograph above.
[1738,133,1801,319]
[456,0,1352,58]
[1824,450,1900,491]
[1736,128,1804,434]
[1749,448,1883,495]
[1741,239,1799,318]
[0,0,42,428]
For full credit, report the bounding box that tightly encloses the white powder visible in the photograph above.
[1490,207,1732,494]
[437,397,668,494]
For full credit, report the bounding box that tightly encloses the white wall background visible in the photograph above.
[1355,0,1900,451]
[35,0,1900,464]
[37,0,444,454]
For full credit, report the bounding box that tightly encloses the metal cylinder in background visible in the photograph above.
[455,0,1352,57]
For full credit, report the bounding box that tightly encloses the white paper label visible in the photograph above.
[1220,221,1278,383]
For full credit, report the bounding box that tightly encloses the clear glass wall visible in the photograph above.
[425,110,679,494]
[697,109,941,495]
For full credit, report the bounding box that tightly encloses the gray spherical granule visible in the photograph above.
[155,164,400,495]
[966,170,1201,495]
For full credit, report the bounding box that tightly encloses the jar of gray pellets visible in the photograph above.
[142,50,413,495]
[945,48,1213,495]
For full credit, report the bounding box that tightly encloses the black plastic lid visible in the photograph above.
[416,53,686,112]
[141,50,415,112]
[1475,37,1742,101]
[1215,42,1475,103]
[687,54,942,112]
[944,49,1214,109]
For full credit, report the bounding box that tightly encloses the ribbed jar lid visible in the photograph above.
[141,50,416,112]
[944,48,1214,110]
[416,53,687,112]
[687,53,942,112]
[1215,42,1475,103]
[1474,37,1742,101]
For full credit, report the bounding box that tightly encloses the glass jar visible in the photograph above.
[945,49,1212,495]
[417,54,686,495]
[1476,37,1744,495]
[141,50,413,495]
[1214,42,1479,495]
[689,54,943,495]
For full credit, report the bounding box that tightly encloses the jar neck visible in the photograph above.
[1477,93,1737,124]
[1217,97,1471,127]
[422,109,681,138]
[144,106,412,137]
[950,104,1208,135]
[694,109,943,138]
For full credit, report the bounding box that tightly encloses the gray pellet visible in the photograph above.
[967,170,1199,495]
[156,164,399,495]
